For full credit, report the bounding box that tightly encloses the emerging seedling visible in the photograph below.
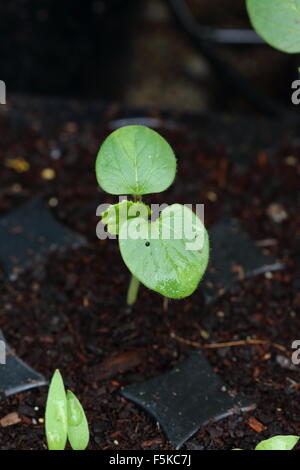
[233,434,299,450]
[247,0,300,53]
[95,125,209,305]
[45,369,67,450]
[66,390,90,451]
[45,370,89,450]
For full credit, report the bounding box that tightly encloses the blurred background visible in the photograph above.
[0,0,298,114]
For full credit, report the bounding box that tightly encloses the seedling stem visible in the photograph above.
[127,275,140,306]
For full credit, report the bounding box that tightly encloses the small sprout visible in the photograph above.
[67,391,89,451]
[255,435,299,451]
[45,369,68,451]
[233,435,299,451]
[45,370,89,450]
[96,126,209,305]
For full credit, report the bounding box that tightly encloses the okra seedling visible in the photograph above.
[233,434,299,450]
[95,125,209,305]
[45,370,89,450]
[247,0,300,53]
[45,369,67,450]
[66,390,90,451]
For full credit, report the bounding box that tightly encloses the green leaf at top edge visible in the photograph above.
[45,369,68,451]
[66,390,89,451]
[247,0,300,54]
[255,435,300,450]
[95,125,176,196]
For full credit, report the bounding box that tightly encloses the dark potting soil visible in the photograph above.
[0,97,300,450]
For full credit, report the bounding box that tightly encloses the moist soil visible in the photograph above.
[0,99,299,450]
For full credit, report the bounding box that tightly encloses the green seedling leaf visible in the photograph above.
[96,125,176,196]
[247,0,300,53]
[101,200,151,235]
[255,435,299,450]
[45,369,68,450]
[67,390,89,450]
[119,204,209,298]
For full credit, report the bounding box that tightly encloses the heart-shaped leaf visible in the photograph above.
[119,204,209,298]
[247,0,300,53]
[45,370,68,451]
[67,390,89,451]
[95,125,176,196]
[255,435,299,450]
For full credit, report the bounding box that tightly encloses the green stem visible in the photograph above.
[127,275,140,306]
[126,194,142,306]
